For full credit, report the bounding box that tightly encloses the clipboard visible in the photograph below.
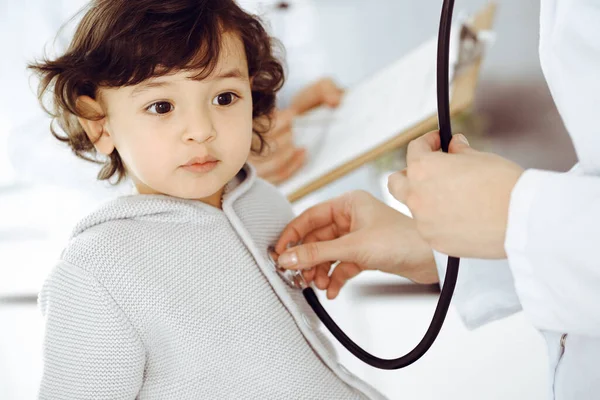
[279,2,497,203]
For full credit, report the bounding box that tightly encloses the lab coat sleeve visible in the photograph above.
[504,167,600,337]
[38,261,145,399]
[434,252,522,331]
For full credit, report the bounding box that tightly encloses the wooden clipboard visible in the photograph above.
[285,2,496,203]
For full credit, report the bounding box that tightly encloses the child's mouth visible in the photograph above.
[182,156,220,173]
[181,160,219,173]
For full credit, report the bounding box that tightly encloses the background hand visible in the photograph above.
[249,78,344,184]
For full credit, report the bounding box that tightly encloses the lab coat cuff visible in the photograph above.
[504,169,542,269]
[434,251,522,330]
[504,169,558,328]
[504,168,551,283]
[505,167,600,335]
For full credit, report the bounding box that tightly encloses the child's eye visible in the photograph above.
[146,101,174,115]
[212,92,239,106]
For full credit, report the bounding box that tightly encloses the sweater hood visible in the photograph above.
[69,164,256,240]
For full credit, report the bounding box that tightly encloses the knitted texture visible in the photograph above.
[38,164,387,400]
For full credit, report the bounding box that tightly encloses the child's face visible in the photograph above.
[86,32,253,206]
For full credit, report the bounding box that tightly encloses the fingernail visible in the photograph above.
[278,252,298,267]
[456,134,469,145]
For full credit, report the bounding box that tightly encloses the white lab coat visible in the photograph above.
[435,1,600,398]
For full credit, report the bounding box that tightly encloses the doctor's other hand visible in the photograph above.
[274,190,439,300]
[248,77,344,185]
[388,131,524,259]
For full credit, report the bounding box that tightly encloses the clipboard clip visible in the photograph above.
[453,22,496,77]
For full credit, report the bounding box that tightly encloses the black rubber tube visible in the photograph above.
[301,0,461,370]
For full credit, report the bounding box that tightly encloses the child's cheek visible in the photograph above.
[123,130,169,179]
[217,111,253,152]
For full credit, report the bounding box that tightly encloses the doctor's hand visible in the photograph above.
[249,78,344,184]
[274,190,439,300]
[388,131,525,259]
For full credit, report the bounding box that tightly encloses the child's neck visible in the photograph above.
[133,183,225,210]
[201,186,225,209]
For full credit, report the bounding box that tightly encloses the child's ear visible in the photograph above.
[76,95,115,156]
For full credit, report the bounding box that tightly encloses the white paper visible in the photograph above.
[278,23,464,197]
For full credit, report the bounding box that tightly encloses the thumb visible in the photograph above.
[323,87,344,108]
[277,236,354,270]
[448,134,474,154]
[387,169,409,204]
[320,79,344,108]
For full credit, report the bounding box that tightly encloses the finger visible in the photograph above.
[274,195,351,255]
[251,143,297,178]
[271,108,296,135]
[276,235,355,271]
[253,130,294,159]
[407,130,442,166]
[249,131,294,162]
[326,262,362,300]
[302,229,338,285]
[320,79,344,108]
[448,133,474,154]
[323,89,344,108]
[302,221,348,248]
[263,148,307,185]
[387,170,410,204]
[314,263,332,290]
[270,128,295,151]
[302,266,317,283]
[289,77,344,114]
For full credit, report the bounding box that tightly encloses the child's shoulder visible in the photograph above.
[56,217,143,285]
[58,194,201,275]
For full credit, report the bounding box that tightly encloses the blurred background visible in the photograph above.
[0,0,576,399]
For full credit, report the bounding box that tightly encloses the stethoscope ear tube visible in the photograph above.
[301,0,460,370]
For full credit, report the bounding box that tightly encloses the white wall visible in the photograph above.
[311,0,543,87]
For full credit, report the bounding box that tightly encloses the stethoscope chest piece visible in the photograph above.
[268,246,308,290]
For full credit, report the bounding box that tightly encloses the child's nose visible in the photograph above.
[183,110,216,143]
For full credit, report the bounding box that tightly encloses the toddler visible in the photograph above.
[30,0,387,399]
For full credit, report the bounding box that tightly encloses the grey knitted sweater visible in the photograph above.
[38,164,387,400]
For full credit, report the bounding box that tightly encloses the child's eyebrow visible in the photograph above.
[209,68,247,81]
[130,81,173,98]
[130,68,248,98]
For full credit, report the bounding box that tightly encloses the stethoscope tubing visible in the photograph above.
[301,0,460,370]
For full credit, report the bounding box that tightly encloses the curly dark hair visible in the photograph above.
[28,0,285,184]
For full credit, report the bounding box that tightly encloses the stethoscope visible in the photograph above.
[270,0,460,370]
